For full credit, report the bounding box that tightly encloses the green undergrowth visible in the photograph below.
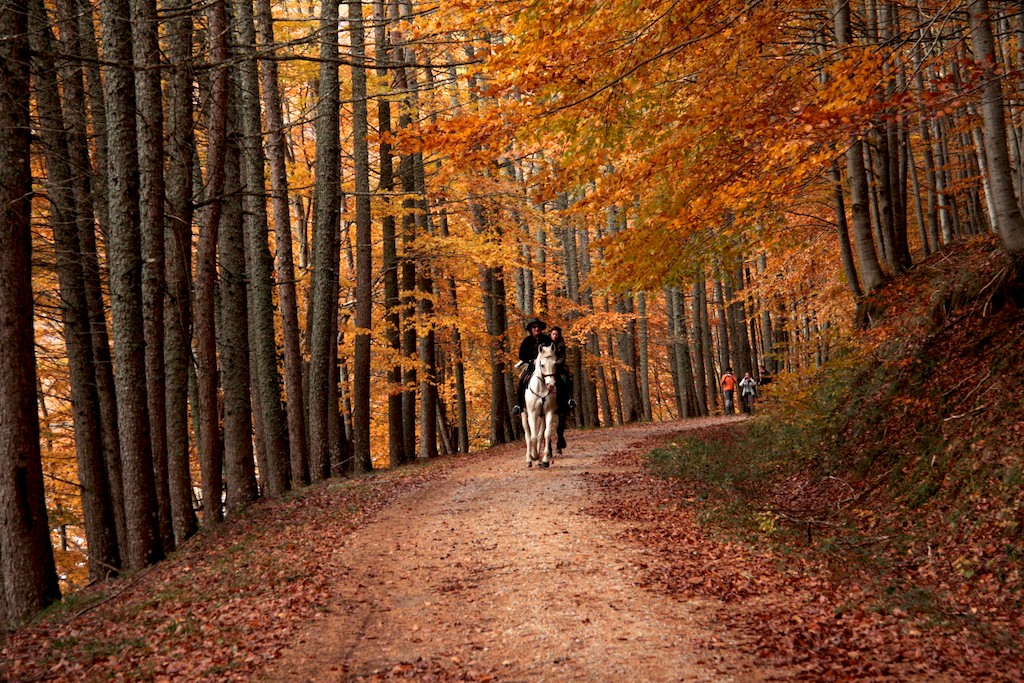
[649,238,1024,639]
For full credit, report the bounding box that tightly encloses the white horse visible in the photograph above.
[522,343,558,468]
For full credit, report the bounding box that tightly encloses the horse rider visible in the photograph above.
[549,326,577,450]
[548,326,577,414]
[512,318,551,416]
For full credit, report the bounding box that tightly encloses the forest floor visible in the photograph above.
[4,414,1015,681]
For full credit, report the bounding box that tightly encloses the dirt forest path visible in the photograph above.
[268,417,776,682]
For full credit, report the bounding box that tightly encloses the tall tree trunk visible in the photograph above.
[350,0,374,471]
[439,210,470,453]
[577,225,600,428]
[914,50,940,254]
[400,153,419,458]
[101,0,164,567]
[688,285,708,416]
[219,114,259,515]
[130,0,174,552]
[665,289,684,418]
[53,0,130,554]
[970,0,1024,269]
[0,0,62,615]
[233,0,290,495]
[495,271,519,440]
[480,262,510,445]
[415,159,438,460]
[256,0,308,486]
[28,0,120,576]
[674,288,699,417]
[832,162,863,297]
[76,0,108,236]
[535,218,548,316]
[308,0,341,481]
[162,0,198,545]
[637,292,652,421]
[375,0,405,466]
[834,0,887,292]
[695,276,718,410]
[393,3,418,460]
[196,0,229,522]
[713,278,731,378]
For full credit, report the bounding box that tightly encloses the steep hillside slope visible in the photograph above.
[652,236,1024,662]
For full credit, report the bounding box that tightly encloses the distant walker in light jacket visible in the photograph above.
[739,372,757,414]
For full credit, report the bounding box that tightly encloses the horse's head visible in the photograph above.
[535,344,557,388]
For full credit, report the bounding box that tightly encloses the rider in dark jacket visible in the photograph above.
[548,326,576,412]
[512,318,551,415]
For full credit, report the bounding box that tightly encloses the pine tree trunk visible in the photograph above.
[233,0,290,495]
[415,157,438,460]
[196,0,229,522]
[162,0,199,545]
[75,0,108,236]
[329,303,348,475]
[375,0,405,466]
[495,271,519,440]
[0,0,63,614]
[350,0,374,471]
[130,0,174,551]
[52,0,128,554]
[400,154,419,456]
[219,114,259,514]
[577,225,599,428]
[101,0,164,567]
[393,4,418,460]
[256,0,308,486]
[308,0,341,481]
[28,0,120,576]
[439,210,470,453]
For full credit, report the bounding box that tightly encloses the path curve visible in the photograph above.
[268,418,773,682]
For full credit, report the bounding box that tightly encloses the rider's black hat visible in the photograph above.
[524,318,546,331]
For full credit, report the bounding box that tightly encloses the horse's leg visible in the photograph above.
[532,412,544,462]
[540,407,555,467]
[556,410,566,453]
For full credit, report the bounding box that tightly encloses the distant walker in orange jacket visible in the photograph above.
[720,368,737,414]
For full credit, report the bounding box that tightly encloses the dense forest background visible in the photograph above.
[2,0,1023,627]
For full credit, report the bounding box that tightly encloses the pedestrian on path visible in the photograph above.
[739,372,757,414]
[720,367,737,414]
